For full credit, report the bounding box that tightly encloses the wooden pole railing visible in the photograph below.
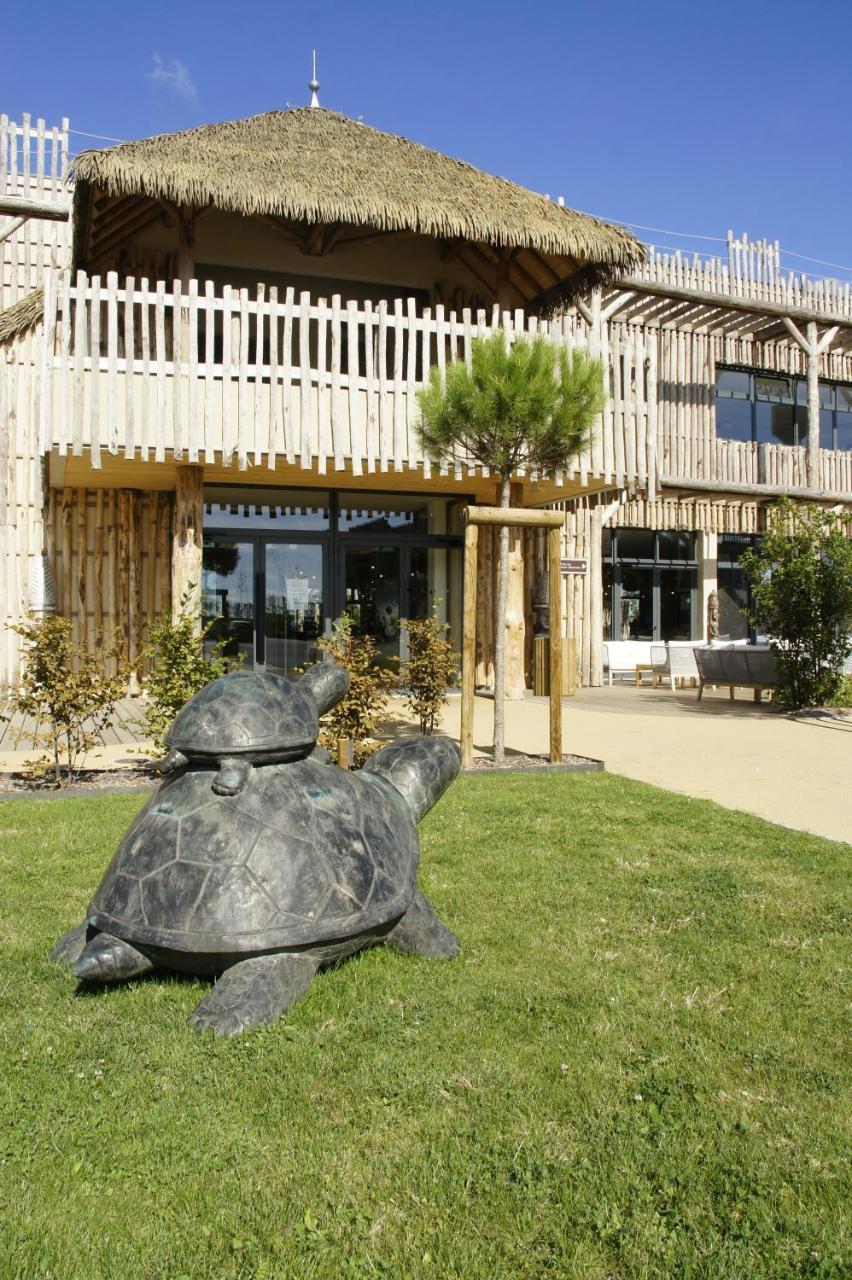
[36,270,653,490]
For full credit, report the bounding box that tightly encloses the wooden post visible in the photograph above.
[505,481,526,699]
[548,524,562,763]
[460,520,479,769]
[806,322,820,490]
[589,506,604,686]
[171,464,204,621]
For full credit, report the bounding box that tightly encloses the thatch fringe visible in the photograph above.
[0,289,43,346]
[73,108,642,267]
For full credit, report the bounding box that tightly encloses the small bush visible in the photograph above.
[399,614,458,734]
[316,615,395,766]
[140,590,242,754]
[3,615,127,786]
[740,499,852,710]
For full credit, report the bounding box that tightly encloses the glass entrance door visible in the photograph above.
[342,545,401,667]
[263,543,325,676]
[202,539,256,665]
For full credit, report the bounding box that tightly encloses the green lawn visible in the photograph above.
[0,775,848,1280]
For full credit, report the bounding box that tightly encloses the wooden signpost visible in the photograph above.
[460,506,566,769]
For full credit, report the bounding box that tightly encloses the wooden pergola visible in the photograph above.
[460,506,565,769]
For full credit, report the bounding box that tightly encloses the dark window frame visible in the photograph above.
[715,365,852,451]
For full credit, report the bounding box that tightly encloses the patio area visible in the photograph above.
[439,685,851,845]
[2,683,849,844]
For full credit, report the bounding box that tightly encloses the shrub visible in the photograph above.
[3,615,127,786]
[740,499,852,710]
[316,615,396,766]
[399,614,458,734]
[140,590,242,754]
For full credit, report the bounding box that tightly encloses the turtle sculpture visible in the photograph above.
[51,664,461,1036]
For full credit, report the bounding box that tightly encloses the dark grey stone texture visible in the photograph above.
[52,667,460,1035]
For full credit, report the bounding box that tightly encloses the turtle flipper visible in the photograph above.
[50,921,91,968]
[189,953,319,1036]
[385,889,459,959]
[362,736,460,821]
[73,932,155,983]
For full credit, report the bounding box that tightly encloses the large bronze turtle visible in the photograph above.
[51,665,460,1036]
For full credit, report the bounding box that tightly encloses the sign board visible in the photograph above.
[560,558,588,575]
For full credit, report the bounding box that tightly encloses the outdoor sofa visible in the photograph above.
[693,645,777,702]
[602,640,654,684]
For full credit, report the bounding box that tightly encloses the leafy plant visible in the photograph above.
[418,332,604,762]
[316,614,396,766]
[3,614,127,786]
[740,499,852,709]
[139,589,242,753]
[399,613,458,734]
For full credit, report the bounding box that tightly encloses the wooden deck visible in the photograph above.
[0,695,149,751]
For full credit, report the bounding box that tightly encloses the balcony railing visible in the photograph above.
[36,270,656,491]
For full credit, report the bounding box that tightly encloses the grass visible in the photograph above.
[0,774,848,1280]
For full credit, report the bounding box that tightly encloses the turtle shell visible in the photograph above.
[86,758,419,954]
[167,670,317,761]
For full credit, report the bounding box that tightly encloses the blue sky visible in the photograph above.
[6,0,851,278]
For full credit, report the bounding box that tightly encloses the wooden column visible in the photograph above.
[548,524,563,763]
[505,481,526,699]
[589,505,604,686]
[460,520,479,769]
[171,464,204,620]
[806,323,820,490]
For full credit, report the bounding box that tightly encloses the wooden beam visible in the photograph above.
[0,216,26,244]
[466,506,564,528]
[615,274,852,330]
[0,194,69,221]
[88,204,168,263]
[660,475,852,503]
[547,524,562,763]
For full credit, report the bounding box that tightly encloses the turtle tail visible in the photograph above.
[362,736,460,822]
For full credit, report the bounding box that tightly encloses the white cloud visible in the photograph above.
[147,54,198,104]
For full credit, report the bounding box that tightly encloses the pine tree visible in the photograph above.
[418,332,604,763]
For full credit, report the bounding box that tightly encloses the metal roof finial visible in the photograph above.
[308,50,320,109]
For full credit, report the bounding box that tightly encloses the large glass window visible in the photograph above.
[603,529,697,641]
[717,534,760,642]
[202,488,465,674]
[716,368,852,450]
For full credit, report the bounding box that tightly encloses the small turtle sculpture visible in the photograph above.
[51,664,460,1036]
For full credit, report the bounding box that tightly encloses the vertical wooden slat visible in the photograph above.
[299,290,312,469]
[89,274,102,468]
[123,275,136,460]
[283,286,295,465]
[405,295,417,467]
[188,277,199,462]
[154,280,167,463]
[106,271,118,455]
[172,278,184,459]
[377,299,389,472]
[316,295,329,474]
[392,297,405,470]
[267,285,279,469]
[221,283,233,464]
[330,294,344,470]
[203,280,215,462]
[346,298,363,476]
[253,282,264,466]
[139,277,151,460]
[237,286,250,468]
[364,299,377,474]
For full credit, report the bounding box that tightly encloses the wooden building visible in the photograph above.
[1,105,850,693]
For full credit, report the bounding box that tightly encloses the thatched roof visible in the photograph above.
[72,108,641,272]
[0,289,43,347]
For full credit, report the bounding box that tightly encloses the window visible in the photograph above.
[715,367,852,450]
[717,534,762,642]
[602,528,696,642]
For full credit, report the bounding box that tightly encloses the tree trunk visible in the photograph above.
[492,474,512,764]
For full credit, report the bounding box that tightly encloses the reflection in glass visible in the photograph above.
[716,369,750,396]
[405,546,463,664]
[202,540,255,667]
[204,488,330,530]
[617,528,655,560]
[659,569,693,640]
[338,493,448,534]
[619,566,654,640]
[755,401,795,447]
[264,544,324,676]
[344,546,401,666]
[715,397,752,442]
[657,531,695,562]
[718,567,750,641]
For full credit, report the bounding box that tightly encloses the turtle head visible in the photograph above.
[300,661,350,717]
